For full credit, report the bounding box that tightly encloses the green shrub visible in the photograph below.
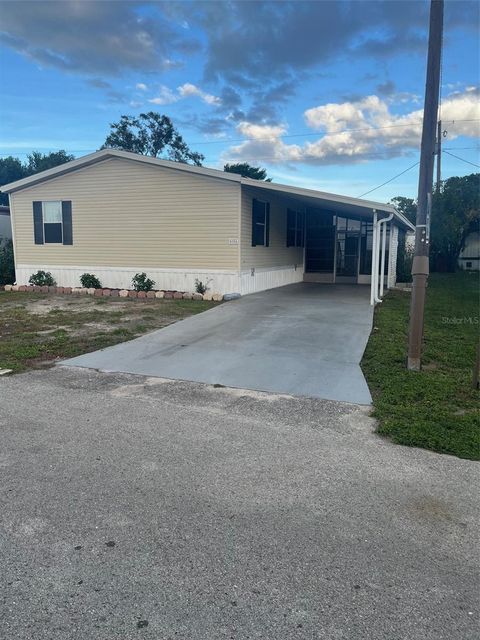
[0,238,15,286]
[194,278,211,295]
[396,237,414,283]
[132,272,155,292]
[28,270,56,287]
[80,273,102,289]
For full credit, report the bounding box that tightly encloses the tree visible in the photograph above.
[392,173,480,272]
[0,151,75,205]
[430,173,479,272]
[26,150,74,174]
[0,157,26,205]
[390,196,417,224]
[0,238,15,285]
[224,162,272,181]
[102,112,204,166]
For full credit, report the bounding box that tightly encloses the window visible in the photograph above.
[252,199,270,246]
[286,209,305,247]
[33,200,73,245]
[43,201,63,243]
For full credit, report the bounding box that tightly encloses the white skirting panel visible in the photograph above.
[15,264,241,295]
[240,265,304,295]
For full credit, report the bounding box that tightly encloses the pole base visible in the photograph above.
[407,356,421,371]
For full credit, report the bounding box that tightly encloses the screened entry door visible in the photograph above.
[336,218,361,282]
[305,210,335,279]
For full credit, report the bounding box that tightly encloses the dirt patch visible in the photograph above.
[0,291,217,373]
[26,296,134,315]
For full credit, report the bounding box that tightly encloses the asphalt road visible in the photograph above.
[0,367,478,640]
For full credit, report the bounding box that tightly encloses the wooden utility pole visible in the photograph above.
[407,0,444,371]
[436,119,442,192]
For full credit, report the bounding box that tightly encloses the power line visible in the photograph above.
[443,146,480,150]
[0,119,478,157]
[190,118,480,146]
[356,161,420,198]
[443,150,480,168]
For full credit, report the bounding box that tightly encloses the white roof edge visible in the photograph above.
[1,148,413,230]
[240,177,415,230]
[0,149,242,193]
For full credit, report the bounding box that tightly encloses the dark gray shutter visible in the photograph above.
[33,201,44,244]
[265,203,270,247]
[62,200,73,245]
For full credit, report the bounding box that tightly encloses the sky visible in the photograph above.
[0,0,479,202]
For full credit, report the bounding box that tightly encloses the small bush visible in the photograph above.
[194,278,211,295]
[80,273,102,289]
[28,270,56,287]
[396,241,414,283]
[0,238,15,286]
[132,272,155,292]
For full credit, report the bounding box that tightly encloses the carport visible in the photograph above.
[239,178,415,304]
[64,283,374,404]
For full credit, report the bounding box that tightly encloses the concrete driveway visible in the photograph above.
[1,368,478,640]
[64,283,374,404]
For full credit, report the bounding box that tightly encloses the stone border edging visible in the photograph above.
[3,284,224,302]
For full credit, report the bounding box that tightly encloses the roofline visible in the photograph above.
[239,177,415,230]
[0,149,242,193]
[0,148,414,230]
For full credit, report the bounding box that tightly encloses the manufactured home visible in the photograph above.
[1,149,414,302]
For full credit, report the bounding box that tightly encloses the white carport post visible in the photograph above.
[378,213,394,300]
[370,210,378,305]
[387,221,394,289]
[380,219,388,297]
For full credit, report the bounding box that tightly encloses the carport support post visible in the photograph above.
[380,219,387,297]
[387,222,394,289]
[370,210,377,306]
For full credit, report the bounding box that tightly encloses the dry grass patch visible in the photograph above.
[0,292,217,372]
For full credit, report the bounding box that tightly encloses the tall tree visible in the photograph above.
[224,162,272,181]
[102,112,204,166]
[390,196,417,224]
[26,150,74,174]
[430,173,479,271]
[0,157,26,205]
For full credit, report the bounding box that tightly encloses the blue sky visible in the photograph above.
[0,0,479,202]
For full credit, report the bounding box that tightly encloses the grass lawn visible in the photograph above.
[362,272,479,461]
[0,292,217,373]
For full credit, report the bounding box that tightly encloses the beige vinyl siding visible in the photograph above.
[10,157,240,270]
[240,186,304,269]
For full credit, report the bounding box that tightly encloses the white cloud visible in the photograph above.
[148,85,179,105]
[147,82,222,107]
[177,82,222,105]
[136,82,148,91]
[223,88,480,167]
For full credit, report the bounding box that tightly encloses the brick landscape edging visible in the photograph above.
[3,284,224,302]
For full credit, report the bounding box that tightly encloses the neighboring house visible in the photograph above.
[0,205,12,244]
[1,149,414,302]
[458,230,480,271]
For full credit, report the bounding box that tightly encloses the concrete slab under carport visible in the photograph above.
[63,283,374,404]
